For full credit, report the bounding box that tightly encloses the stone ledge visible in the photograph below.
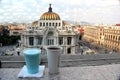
[1,64,120,80]
[1,53,120,68]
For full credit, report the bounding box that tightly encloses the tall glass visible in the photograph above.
[46,46,62,74]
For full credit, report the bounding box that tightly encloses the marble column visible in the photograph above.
[34,36,36,46]
[63,37,64,45]
[26,36,28,47]
[43,36,46,46]
[21,35,23,47]
[65,37,67,54]
[56,37,58,45]
[24,36,27,46]
[71,36,73,45]
[64,36,67,45]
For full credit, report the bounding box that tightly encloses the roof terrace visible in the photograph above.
[1,54,120,80]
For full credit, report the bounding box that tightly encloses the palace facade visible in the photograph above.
[20,4,79,54]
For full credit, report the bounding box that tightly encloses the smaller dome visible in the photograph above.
[63,21,70,26]
[40,4,60,20]
[32,21,38,26]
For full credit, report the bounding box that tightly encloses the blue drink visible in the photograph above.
[23,48,41,74]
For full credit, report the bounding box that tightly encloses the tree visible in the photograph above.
[2,27,9,36]
[0,25,20,46]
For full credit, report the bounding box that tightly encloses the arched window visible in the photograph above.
[56,23,57,26]
[43,23,45,26]
[48,31,53,36]
[53,23,54,26]
[59,23,61,26]
[40,22,42,26]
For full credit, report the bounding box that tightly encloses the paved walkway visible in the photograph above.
[1,64,120,80]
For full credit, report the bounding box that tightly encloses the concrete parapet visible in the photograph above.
[1,53,120,68]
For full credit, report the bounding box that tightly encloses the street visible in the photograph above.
[0,45,17,56]
[77,40,120,54]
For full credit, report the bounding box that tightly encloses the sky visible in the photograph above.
[0,0,120,24]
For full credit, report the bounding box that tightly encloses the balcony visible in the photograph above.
[1,54,120,80]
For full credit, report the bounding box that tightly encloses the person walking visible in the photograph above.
[17,51,20,56]
[81,49,83,55]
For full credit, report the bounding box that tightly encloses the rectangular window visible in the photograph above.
[59,23,61,26]
[46,23,48,26]
[37,37,42,45]
[49,23,51,26]
[29,37,34,46]
[40,22,42,26]
[53,23,54,26]
[56,23,57,26]
[59,37,63,45]
[13,32,18,34]
[118,36,120,41]
[48,39,54,45]
[67,37,72,45]
[43,23,45,26]
[67,48,71,54]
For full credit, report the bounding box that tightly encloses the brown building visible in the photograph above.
[8,24,26,36]
[83,25,120,52]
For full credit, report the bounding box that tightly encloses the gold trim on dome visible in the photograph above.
[40,12,60,20]
[50,14,52,20]
[52,15,54,19]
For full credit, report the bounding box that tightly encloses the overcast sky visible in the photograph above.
[0,0,120,24]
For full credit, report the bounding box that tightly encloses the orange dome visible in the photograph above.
[32,21,38,26]
[40,4,60,20]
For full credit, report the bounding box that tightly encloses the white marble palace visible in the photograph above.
[20,4,79,54]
